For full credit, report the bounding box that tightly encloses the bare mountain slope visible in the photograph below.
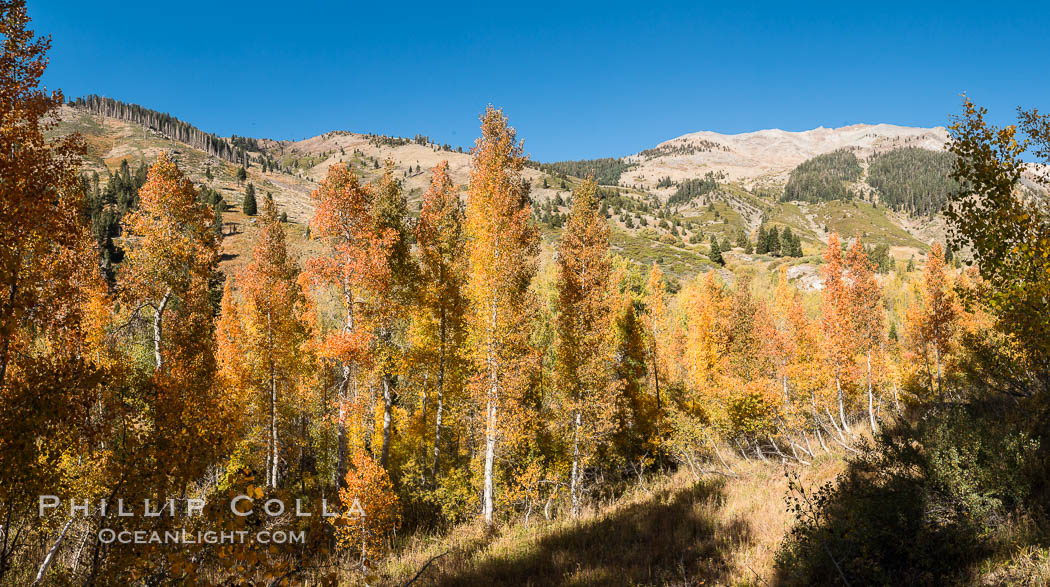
[624,123,950,189]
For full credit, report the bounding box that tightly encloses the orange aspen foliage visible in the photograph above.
[0,0,89,391]
[683,271,730,415]
[904,243,958,397]
[303,163,394,483]
[119,152,231,487]
[0,5,113,576]
[765,267,800,416]
[121,152,219,375]
[845,237,885,432]
[336,450,402,573]
[820,232,855,432]
[554,178,618,517]
[413,161,467,481]
[225,197,308,488]
[463,106,540,525]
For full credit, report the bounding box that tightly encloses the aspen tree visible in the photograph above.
[554,178,617,517]
[304,164,393,484]
[414,162,467,481]
[820,233,854,433]
[845,238,884,433]
[463,107,539,525]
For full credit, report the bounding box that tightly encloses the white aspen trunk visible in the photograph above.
[735,438,753,464]
[380,374,393,469]
[867,348,876,434]
[705,430,736,474]
[483,394,497,525]
[336,364,348,487]
[33,515,74,585]
[267,311,279,489]
[825,407,846,442]
[432,306,447,480]
[816,427,830,453]
[432,370,445,480]
[70,525,89,576]
[570,409,582,518]
[153,290,171,373]
[782,373,790,408]
[336,282,355,487]
[753,438,769,462]
[270,367,278,488]
[810,393,831,453]
[265,451,271,488]
[835,373,850,433]
[893,380,901,413]
[483,294,499,526]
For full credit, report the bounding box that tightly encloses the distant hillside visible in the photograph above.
[72,95,269,166]
[54,101,970,284]
[622,123,950,189]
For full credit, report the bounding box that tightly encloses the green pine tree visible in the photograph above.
[781,227,799,257]
[756,225,768,254]
[708,234,724,266]
[243,182,257,216]
[767,226,781,256]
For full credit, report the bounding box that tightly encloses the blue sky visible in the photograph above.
[34,1,1049,161]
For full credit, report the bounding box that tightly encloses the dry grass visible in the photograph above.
[977,545,1050,586]
[366,450,845,586]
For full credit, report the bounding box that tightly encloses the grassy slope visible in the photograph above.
[372,453,845,586]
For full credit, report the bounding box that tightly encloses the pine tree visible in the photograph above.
[708,234,724,266]
[213,197,224,237]
[243,182,257,216]
[756,226,768,254]
[781,227,798,256]
[236,165,247,184]
[767,226,781,256]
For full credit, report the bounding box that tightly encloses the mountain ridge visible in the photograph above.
[55,99,961,284]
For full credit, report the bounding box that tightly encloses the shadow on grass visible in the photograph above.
[773,400,1050,586]
[425,478,750,587]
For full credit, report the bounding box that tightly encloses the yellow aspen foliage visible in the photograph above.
[554,178,618,516]
[336,450,402,571]
[463,106,540,525]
